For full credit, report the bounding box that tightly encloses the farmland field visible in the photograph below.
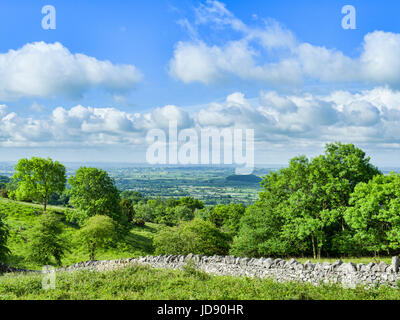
[0,163,276,205]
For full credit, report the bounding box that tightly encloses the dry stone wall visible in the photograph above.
[56,254,400,288]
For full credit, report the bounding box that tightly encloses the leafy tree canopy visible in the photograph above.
[345,173,400,255]
[11,157,66,213]
[68,167,121,222]
[77,215,116,260]
[27,213,68,266]
[233,142,381,259]
[153,218,231,256]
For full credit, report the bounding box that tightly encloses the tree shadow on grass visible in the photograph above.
[118,232,155,255]
[4,254,29,269]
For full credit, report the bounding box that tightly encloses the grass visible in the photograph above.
[2,197,400,300]
[1,263,400,300]
[0,198,160,270]
[0,196,396,270]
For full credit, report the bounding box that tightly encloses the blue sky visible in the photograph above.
[0,0,400,166]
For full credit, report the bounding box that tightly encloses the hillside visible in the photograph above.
[226,174,262,184]
[0,198,159,269]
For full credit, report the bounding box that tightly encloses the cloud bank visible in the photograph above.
[0,42,142,100]
[1,87,400,154]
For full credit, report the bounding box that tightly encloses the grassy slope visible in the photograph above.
[0,197,395,269]
[1,264,400,300]
[0,198,159,270]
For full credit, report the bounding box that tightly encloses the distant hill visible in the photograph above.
[226,174,262,183]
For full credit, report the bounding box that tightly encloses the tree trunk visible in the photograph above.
[43,197,47,214]
[90,243,96,260]
[311,234,316,259]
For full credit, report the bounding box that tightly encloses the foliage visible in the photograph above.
[178,197,204,211]
[68,167,121,223]
[77,215,117,260]
[3,264,400,300]
[174,205,194,221]
[345,173,400,255]
[233,142,381,258]
[133,202,154,222]
[11,157,66,213]
[230,204,290,257]
[0,214,9,262]
[0,189,8,199]
[153,218,231,256]
[64,208,87,227]
[27,213,67,266]
[133,197,203,226]
[201,203,246,236]
[120,199,135,223]
[48,190,70,206]
[0,176,10,190]
[120,191,146,204]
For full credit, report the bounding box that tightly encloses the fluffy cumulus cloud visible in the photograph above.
[193,87,400,149]
[169,1,400,89]
[2,87,400,156]
[0,104,193,147]
[0,42,142,100]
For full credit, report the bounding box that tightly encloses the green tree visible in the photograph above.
[11,157,66,213]
[174,205,194,221]
[133,202,154,222]
[0,214,10,262]
[68,167,121,222]
[77,215,116,260]
[230,204,289,257]
[345,173,400,256]
[207,203,246,235]
[27,213,67,266]
[233,142,381,259]
[120,191,145,204]
[120,199,135,223]
[178,197,204,211]
[153,218,231,256]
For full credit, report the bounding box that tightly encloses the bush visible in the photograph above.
[133,202,154,222]
[120,199,135,223]
[0,189,8,199]
[77,215,117,260]
[153,218,231,256]
[27,213,68,266]
[64,208,86,227]
[132,217,146,227]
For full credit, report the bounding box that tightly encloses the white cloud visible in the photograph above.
[1,87,400,157]
[170,1,400,89]
[0,42,142,100]
[29,102,45,113]
[341,101,380,126]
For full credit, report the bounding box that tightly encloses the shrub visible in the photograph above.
[133,202,154,222]
[64,208,86,227]
[0,189,8,199]
[27,213,68,266]
[120,199,135,223]
[153,218,231,256]
[77,215,117,260]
